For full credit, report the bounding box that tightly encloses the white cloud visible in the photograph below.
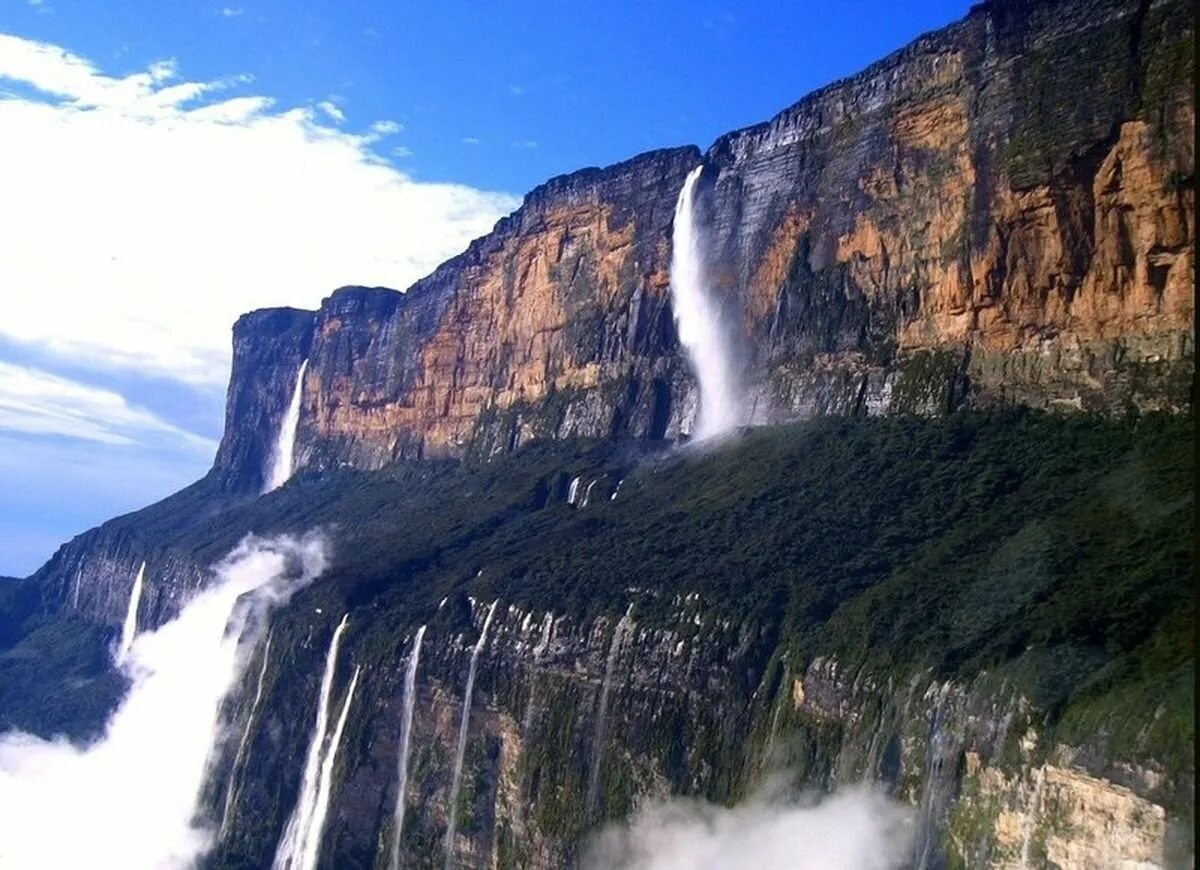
[462,136,480,146]
[584,783,913,870]
[0,533,329,868]
[0,362,217,452]
[0,34,519,388]
[392,145,414,158]
[369,119,403,136]
[315,98,344,122]
[512,139,538,149]
[219,6,243,16]
[508,84,525,96]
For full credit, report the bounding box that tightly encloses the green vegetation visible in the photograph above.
[1,409,1191,865]
[0,578,126,738]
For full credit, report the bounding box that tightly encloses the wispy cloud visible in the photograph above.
[316,98,344,122]
[0,362,215,451]
[462,136,480,145]
[508,84,526,96]
[392,145,414,158]
[0,34,519,388]
[511,139,538,149]
[370,119,403,136]
[218,6,243,17]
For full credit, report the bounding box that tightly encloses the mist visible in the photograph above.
[583,781,914,870]
[0,532,328,869]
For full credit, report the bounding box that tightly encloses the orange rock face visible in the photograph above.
[215,0,1193,487]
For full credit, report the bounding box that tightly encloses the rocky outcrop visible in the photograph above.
[210,0,1193,492]
[214,596,1190,869]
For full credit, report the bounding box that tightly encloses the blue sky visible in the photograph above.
[0,0,969,576]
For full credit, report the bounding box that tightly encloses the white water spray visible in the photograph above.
[221,630,273,837]
[533,613,554,662]
[0,534,328,869]
[264,359,309,493]
[670,166,740,439]
[567,476,581,505]
[274,613,356,870]
[444,600,499,869]
[390,625,427,870]
[585,604,634,823]
[581,479,598,508]
[116,560,147,665]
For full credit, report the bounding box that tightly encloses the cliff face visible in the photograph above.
[214,599,1190,869]
[210,0,1194,492]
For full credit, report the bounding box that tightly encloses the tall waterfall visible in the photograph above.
[444,600,499,869]
[521,614,556,740]
[669,166,740,439]
[220,630,273,837]
[116,560,146,664]
[264,359,309,493]
[0,534,328,869]
[585,604,633,823]
[390,625,427,870]
[274,614,357,870]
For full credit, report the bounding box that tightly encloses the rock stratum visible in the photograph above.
[209,0,1194,493]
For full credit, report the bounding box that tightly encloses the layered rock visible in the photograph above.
[214,596,1189,869]
[211,0,1194,492]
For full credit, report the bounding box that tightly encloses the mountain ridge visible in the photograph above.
[206,0,1192,494]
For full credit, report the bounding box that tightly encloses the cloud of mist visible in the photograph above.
[0,33,519,388]
[583,782,914,870]
[0,532,328,869]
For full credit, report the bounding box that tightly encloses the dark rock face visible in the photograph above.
[209,0,1193,492]
[214,308,316,492]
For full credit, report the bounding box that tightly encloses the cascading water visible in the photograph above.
[116,560,146,664]
[274,613,355,870]
[669,166,740,439]
[1018,768,1046,869]
[444,600,499,869]
[533,613,554,662]
[264,359,309,493]
[304,665,360,869]
[585,604,634,823]
[521,613,556,739]
[567,476,581,505]
[0,534,328,869]
[390,625,427,870]
[912,684,957,869]
[220,630,273,837]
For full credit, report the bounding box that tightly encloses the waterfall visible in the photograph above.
[912,684,957,869]
[264,359,309,493]
[521,614,556,739]
[116,560,146,665]
[390,625,427,870]
[566,476,581,505]
[274,613,355,870]
[220,630,273,838]
[444,600,499,869]
[0,534,328,869]
[584,604,633,823]
[580,479,597,508]
[669,166,740,439]
[533,613,554,662]
[1018,767,1046,869]
[305,665,360,870]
